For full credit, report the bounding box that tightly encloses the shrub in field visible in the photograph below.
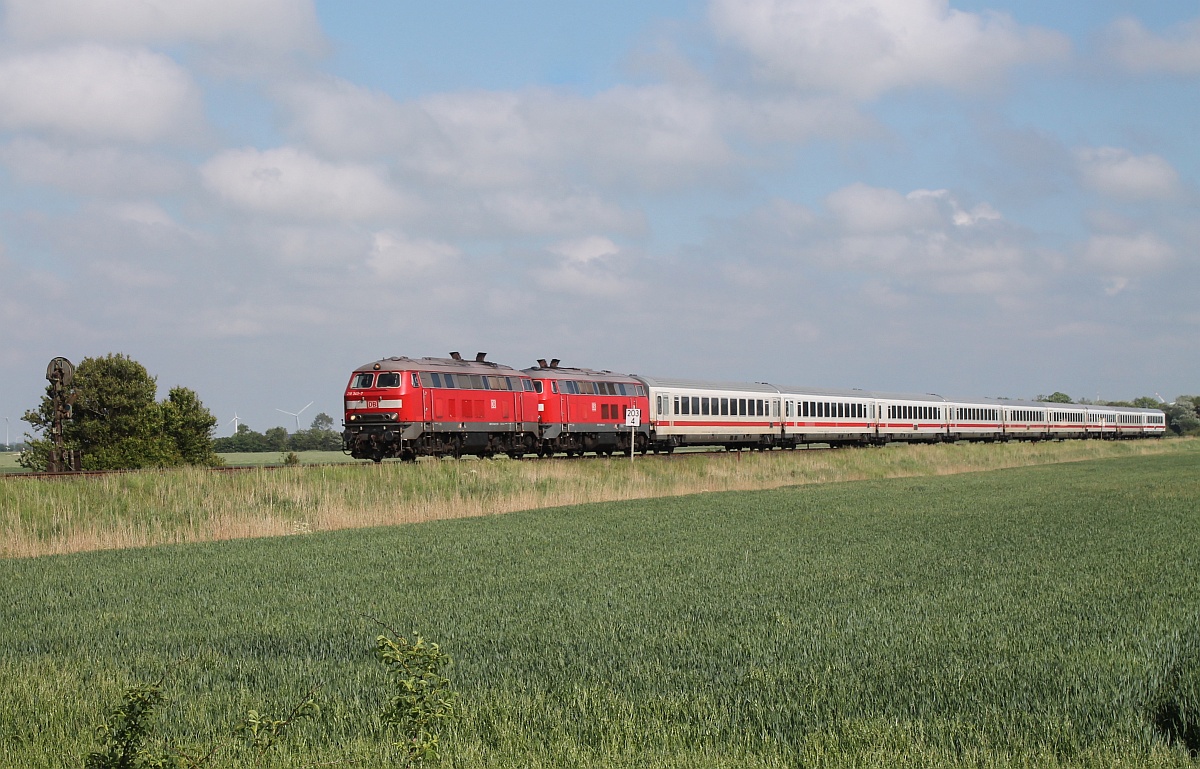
[85,682,173,769]
[237,689,321,764]
[374,629,458,765]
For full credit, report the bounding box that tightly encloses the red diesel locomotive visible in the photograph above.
[342,353,652,461]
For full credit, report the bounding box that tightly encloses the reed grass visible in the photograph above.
[1,438,1192,559]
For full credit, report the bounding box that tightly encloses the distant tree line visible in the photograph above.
[212,413,342,453]
[1036,392,1200,435]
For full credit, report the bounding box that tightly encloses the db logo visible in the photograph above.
[368,400,379,408]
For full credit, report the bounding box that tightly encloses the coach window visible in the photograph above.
[691,396,700,414]
[701,398,710,416]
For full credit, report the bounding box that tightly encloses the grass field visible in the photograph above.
[0,451,21,473]
[1,439,1192,558]
[2,451,1200,767]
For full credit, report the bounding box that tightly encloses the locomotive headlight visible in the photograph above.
[348,414,358,422]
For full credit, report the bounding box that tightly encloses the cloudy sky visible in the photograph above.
[1,0,1197,438]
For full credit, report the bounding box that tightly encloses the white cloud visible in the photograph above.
[743,186,1031,295]
[826,184,941,232]
[282,79,743,191]
[1083,233,1174,274]
[1075,147,1182,200]
[4,0,323,53]
[708,0,1069,99]
[480,191,642,236]
[280,78,866,197]
[366,231,459,280]
[0,139,191,196]
[549,236,620,264]
[1102,16,1200,75]
[0,45,203,142]
[535,238,633,299]
[200,147,412,222]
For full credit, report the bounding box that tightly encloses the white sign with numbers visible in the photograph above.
[625,408,641,427]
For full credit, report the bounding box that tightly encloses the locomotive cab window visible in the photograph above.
[352,373,374,389]
[377,372,401,388]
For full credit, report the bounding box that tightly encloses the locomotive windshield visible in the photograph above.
[377,372,401,388]
[351,373,374,388]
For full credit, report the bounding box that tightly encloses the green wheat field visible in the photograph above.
[2,447,1200,767]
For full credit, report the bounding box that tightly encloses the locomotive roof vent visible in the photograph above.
[475,352,487,362]
[537,359,548,369]
[449,351,462,360]
[550,358,560,368]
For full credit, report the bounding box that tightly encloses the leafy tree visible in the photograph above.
[265,426,289,452]
[20,354,221,471]
[1037,392,1073,403]
[1164,396,1200,435]
[162,387,220,466]
[311,412,334,432]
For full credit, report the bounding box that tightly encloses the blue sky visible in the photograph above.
[1,0,1197,439]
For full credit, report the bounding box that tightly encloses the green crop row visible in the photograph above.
[2,451,1199,766]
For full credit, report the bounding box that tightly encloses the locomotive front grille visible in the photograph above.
[347,413,400,423]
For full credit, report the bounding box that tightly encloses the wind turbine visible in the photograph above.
[226,413,241,434]
[276,401,313,432]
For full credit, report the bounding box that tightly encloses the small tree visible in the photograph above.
[375,630,458,765]
[1037,392,1073,404]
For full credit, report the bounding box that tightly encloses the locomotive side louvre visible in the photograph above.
[343,355,538,461]
[524,364,650,456]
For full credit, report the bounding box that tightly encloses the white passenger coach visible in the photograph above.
[637,376,1165,453]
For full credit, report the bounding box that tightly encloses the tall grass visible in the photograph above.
[1,439,1192,558]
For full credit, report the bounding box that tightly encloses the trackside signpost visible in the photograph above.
[625,407,641,464]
